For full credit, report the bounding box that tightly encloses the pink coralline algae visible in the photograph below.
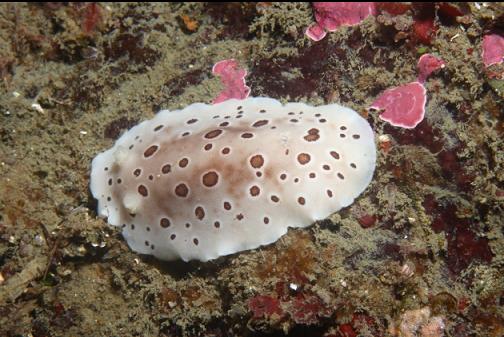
[417,54,445,84]
[370,54,444,129]
[482,34,504,67]
[306,2,377,41]
[212,59,251,104]
[370,82,426,129]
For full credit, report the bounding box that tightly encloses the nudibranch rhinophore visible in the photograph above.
[90,98,376,261]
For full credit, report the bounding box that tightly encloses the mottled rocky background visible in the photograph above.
[0,3,503,337]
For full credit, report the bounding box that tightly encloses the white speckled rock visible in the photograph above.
[90,98,376,261]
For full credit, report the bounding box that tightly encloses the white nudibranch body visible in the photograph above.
[90,98,376,261]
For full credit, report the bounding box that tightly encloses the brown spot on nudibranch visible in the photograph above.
[304,128,320,142]
[202,171,219,187]
[223,201,232,210]
[195,206,205,220]
[250,154,264,169]
[297,153,311,165]
[161,164,171,174]
[250,185,260,197]
[241,132,254,139]
[138,185,148,197]
[175,183,189,197]
[160,218,171,228]
[330,151,340,160]
[144,145,159,158]
[221,147,231,155]
[179,158,189,168]
[298,197,306,205]
[205,129,223,139]
[252,120,268,127]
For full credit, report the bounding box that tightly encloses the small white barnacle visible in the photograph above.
[90,98,376,262]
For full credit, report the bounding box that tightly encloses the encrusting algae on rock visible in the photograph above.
[90,97,376,261]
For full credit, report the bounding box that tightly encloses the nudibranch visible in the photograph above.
[90,98,376,261]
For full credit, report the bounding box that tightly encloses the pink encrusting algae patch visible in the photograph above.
[305,21,327,42]
[370,54,445,129]
[482,34,504,67]
[306,2,377,42]
[212,59,251,104]
[417,54,445,84]
[370,82,427,129]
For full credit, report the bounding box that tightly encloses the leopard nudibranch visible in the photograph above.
[90,98,376,261]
